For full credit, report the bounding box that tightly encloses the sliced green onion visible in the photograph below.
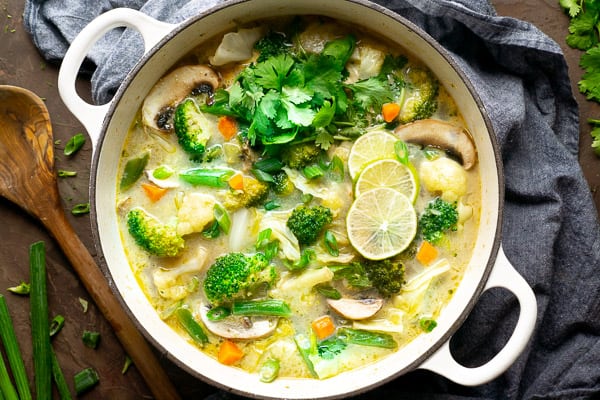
[0,295,27,400]
[232,299,291,317]
[301,193,313,204]
[419,318,437,332]
[259,358,280,383]
[175,307,208,346]
[74,367,99,395]
[213,203,231,234]
[394,140,409,165]
[253,158,284,173]
[64,133,85,156]
[82,331,100,349]
[337,328,397,349]
[30,241,52,400]
[283,249,315,271]
[255,229,272,250]
[206,306,231,322]
[202,220,220,239]
[329,155,344,181]
[78,298,88,313]
[179,168,234,187]
[71,203,90,216]
[49,315,65,337]
[7,281,29,295]
[263,241,279,261]
[71,203,90,215]
[51,349,72,400]
[57,170,77,178]
[324,230,339,257]
[121,356,132,374]
[315,284,342,300]
[302,165,324,180]
[152,165,174,180]
[120,152,149,190]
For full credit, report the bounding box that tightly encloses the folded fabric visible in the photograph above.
[23,0,600,399]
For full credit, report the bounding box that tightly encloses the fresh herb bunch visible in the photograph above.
[202,34,399,149]
[559,0,600,155]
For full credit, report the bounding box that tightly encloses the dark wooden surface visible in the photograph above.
[0,1,598,398]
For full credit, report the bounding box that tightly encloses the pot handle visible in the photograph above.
[57,8,176,152]
[418,246,537,386]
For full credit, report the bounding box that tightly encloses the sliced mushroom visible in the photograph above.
[199,304,278,339]
[327,298,383,320]
[394,119,477,170]
[142,65,220,132]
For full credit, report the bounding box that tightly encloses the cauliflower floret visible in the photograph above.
[176,192,216,236]
[419,157,467,202]
[346,43,386,83]
[209,27,263,66]
[153,246,208,300]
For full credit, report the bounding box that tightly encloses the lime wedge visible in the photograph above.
[347,130,398,179]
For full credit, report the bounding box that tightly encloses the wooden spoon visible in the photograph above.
[0,85,181,400]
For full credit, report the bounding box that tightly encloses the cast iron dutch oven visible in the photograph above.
[57,1,537,398]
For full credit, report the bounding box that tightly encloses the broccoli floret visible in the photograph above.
[330,259,405,298]
[419,197,459,244]
[222,176,270,210]
[271,170,295,195]
[398,67,439,123]
[127,208,185,257]
[363,259,405,298]
[281,142,323,169]
[286,205,333,245]
[173,98,213,160]
[203,252,276,304]
[254,31,291,62]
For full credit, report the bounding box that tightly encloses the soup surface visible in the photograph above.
[116,16,480,381]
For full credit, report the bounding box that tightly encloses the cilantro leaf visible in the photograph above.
[312,100,335,129]
[566,11,598,50]
[346,77,395,111]
[560,0,582,17]
[317,336,347,360]
[588,119,600,155]
[254,54,295,90]
[579,46,600,101]
[315,129,335,150]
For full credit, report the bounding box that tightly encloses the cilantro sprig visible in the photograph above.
[202,34,396,148]
[559,0,600,155]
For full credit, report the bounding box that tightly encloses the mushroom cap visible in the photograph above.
[394,119,477,170]
[199,304,278,339]
[142,65,220,132]
[327,298,384,320]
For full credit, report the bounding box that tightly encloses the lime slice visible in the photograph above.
[354,158,418,203]
[347,130,398,179]
[346,187,417,260]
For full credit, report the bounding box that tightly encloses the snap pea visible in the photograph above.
[179,168,234,187]
[120,152,149,190]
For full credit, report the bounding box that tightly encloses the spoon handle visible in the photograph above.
[43,207,181,400]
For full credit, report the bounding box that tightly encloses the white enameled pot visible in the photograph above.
[57,1,537,398]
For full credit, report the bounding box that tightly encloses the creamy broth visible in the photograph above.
[116,16,480,381]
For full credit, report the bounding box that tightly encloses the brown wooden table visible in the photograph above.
[0,0,598,398]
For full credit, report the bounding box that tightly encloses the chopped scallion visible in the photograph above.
[30,241,52,400]
[82,331,100,349]
[49,315,65,337]
[63,133,85,156]
[6,281,30,295]
[74,367,99,395]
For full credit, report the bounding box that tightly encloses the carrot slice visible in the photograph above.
[141,183,168,202]
[218,116,238,140]
[311,315,335,340]
[228,173,244,191]
[218,340,244,365]
[416,241,438,266]
[381,102,401,123]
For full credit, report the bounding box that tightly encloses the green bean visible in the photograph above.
[232,299,291,317]
[337,328,397,349]
[175,307,208,346]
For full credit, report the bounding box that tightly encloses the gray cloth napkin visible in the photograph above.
[24,0,600,399]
